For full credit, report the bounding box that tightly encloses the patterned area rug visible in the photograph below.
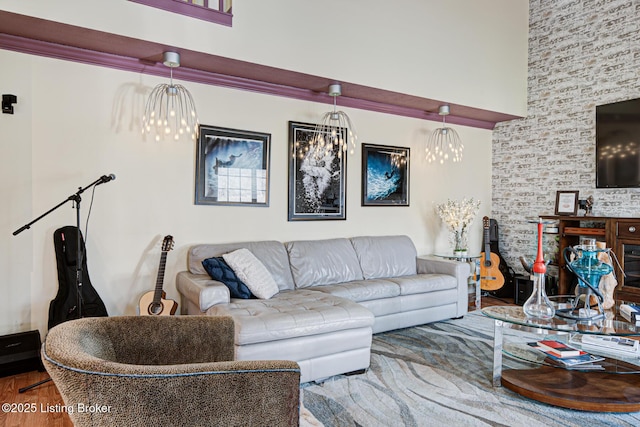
[302,311,640,426]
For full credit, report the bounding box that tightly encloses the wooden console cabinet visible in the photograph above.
[614,219,640,303]
[540,215,640,303]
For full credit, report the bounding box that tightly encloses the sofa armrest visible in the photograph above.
[417,257,470,317]
[417,256,470,276]
[176,271,230,312]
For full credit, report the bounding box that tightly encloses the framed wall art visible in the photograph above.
[195,125,271,206]
[288,121,347,221]
[554,190,579,215]
[362,144,410,206]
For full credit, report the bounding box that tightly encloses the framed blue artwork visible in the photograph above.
[362,144,409,206]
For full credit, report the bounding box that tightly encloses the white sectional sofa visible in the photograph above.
[176,235,470,383]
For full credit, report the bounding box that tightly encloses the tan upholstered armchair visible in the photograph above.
[42,315,300,427]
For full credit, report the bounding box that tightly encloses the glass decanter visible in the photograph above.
[523,219,556,319]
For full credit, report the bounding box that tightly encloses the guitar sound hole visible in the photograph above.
[484,260,492,267]
[149,302,164,315]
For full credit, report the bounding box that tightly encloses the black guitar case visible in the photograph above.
[48,226,108,330]
[483,218,516,299]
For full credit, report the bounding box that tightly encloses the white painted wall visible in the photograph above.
[0,53,33,335]
[0,0,529,115]
[0,50,493,336]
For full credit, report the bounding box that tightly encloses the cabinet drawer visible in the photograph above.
[617,220,640,238]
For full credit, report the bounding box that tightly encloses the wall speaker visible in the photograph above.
[2,94,17,114]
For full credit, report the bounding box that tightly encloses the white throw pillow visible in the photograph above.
[222,249,279,299]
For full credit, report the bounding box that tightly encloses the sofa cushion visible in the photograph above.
[311,278,400,303]
[201,257,253,299]
[223,249,279,299]
[188,241,295,291]
[387,273,457,295]
[350,235,417,279]
[286,238,364,288]
[205,289,374,346]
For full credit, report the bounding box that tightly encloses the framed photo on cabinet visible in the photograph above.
[554,190,579,215]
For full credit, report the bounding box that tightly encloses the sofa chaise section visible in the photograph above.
[177,240,374,383]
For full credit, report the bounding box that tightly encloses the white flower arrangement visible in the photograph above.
[435,198,481,250]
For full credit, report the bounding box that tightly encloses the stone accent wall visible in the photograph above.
[492,0,640,276]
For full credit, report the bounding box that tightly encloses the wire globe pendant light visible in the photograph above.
[426,105,463,164]
[142,52,199,142]
[313,84,357,158]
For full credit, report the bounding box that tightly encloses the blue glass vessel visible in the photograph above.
[557,238,611,321]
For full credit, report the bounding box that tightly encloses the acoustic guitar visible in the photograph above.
[480,217,505,291]
[138,235,178,316]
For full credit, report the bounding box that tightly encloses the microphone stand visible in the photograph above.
[14,176,108,393]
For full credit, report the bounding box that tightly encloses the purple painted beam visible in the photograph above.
[0,9,522,129]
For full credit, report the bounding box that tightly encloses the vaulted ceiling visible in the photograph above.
[0,10,521,129]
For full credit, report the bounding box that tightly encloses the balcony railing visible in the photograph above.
[181,1,232,14]
[129,0,233,26]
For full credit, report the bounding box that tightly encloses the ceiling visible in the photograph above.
[0,10,522,129]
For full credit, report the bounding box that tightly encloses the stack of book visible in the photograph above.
[620,303,640,326]
[580,334,640,357]
[528,340,604,370]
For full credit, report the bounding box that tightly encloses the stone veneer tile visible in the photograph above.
[492,0,640,277]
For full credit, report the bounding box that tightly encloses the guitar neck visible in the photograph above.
[153,252,168,304]
[483,227,491,261]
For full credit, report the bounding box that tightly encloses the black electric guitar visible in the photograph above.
[480,217,505,291]
[138,235,178,316]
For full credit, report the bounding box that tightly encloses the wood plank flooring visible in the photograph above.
[0,295,514,427]
[0,370,72,427]
[481,294,516,308]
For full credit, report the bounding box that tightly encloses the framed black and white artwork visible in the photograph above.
[362,144,410,206]
[195,125,271,206]
[287,121,347,221]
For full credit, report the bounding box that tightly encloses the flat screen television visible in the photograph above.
[596,97,640,188]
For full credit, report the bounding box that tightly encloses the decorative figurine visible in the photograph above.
[596,241,617,310]
[585,195,593,216]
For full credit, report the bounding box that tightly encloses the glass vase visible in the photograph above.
[523,272,555,319]
[452,230,468,256]
[523,219,555,319]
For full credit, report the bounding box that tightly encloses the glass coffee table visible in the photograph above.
[482,298,640,412]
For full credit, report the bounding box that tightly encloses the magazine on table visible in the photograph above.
[527,341,605,367]
[543,353,605,368]
[619,303,640,325]
[575,334,640,356]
